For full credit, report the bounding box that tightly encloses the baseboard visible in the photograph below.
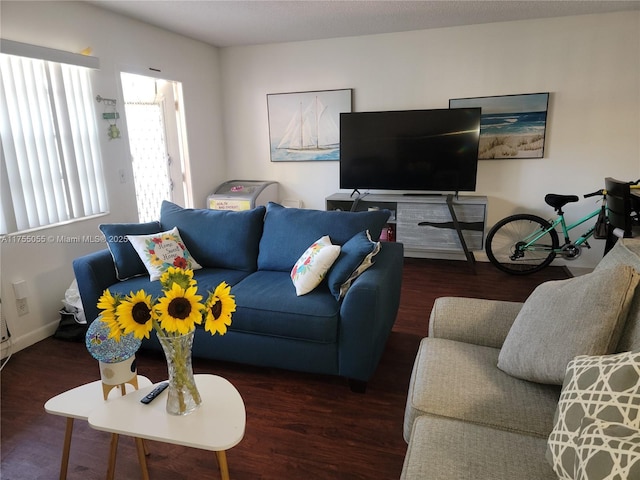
[1,320,59,359]
[403,249,472,261]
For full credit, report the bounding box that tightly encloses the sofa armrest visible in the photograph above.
[338,241,404,383]
[72,249,119,324]
[428,296,524,349]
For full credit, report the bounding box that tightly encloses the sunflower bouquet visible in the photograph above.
[97,267,235,341]
[96,267,236,414]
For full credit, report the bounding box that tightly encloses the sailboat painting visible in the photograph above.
[268,89,352,161]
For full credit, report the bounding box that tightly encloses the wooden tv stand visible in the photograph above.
[326,193,487,269]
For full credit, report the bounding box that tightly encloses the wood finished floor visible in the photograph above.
[0,258,571,480]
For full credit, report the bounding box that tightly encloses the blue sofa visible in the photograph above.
[73,201,404,391]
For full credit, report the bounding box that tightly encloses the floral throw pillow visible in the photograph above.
[290,235,341,296]
[127,227,202,281]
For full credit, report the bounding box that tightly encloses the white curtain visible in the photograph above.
[0,53,107,234]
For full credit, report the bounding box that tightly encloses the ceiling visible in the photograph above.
[88,0,640,48]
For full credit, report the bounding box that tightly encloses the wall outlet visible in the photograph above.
[16,298,29,316]
[1,302,9,343]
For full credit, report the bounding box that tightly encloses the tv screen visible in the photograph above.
[339,108,481,192]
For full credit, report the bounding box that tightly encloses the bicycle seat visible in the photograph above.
[545,194,580,211]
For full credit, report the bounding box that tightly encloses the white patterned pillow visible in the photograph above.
[575,417,640,480]
[546,351,640,479]
[290,236,341,296]
[127,226,202,281]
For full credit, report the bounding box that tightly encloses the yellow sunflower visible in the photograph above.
[203,282,236,335]
[160,266,195,291]
[155,283,204,335]
[115,290,156,339]
[97,289,123,341]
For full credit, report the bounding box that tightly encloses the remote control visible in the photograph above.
[140,382,169,404]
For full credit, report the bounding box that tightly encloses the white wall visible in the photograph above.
[0,1,224,353]
[220,11,640,263]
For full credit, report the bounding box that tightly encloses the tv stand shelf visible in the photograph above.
[326,193,487,262]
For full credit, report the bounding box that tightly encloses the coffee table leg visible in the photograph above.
[59,417,74,480]
[215,450,230,480]
[134,438,150,480]
[107,433,119,480]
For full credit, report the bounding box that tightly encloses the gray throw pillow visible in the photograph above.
[497,265,640,385]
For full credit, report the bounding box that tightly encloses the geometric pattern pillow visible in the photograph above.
[290,235,341,296]
[574,417,640,480]
[546,351,640,479]
[127,226,202,281]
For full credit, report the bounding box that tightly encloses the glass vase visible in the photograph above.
[157,330,202,415]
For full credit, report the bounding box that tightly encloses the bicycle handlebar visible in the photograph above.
[583,180,640,198]
[584,189,605,198]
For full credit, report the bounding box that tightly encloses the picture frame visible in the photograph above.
[449,92,550,160]
[267,88,352,162]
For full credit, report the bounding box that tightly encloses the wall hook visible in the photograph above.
[96,95,117,106]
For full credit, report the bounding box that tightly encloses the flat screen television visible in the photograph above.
[339,108,481,193]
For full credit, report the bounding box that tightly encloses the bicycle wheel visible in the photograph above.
[485,214,560,275]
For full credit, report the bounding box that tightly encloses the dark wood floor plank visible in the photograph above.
[0,258,571,479]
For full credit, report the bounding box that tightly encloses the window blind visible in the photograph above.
[0,52,107,234]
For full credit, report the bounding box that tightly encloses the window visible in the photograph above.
[0,46,107,235]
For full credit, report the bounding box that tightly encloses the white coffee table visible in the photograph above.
[44,375,153,480]
[88,374,246,480]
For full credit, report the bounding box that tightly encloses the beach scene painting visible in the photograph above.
[268,89,352,162]
[450,93,549,159]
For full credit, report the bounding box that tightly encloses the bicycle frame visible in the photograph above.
[519,207,602,253]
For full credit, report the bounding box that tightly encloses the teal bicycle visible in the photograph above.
[485,189,607,275]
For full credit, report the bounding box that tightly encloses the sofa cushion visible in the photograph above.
[326,230,380,300]
[160,201,265,272]
[291,236,341,296]
[230,271,340,343]
[596,238,640,352]
[127,227,202,281]
[258,202,389,272]
[402,416,556,480]
[574,417,640,480]
[546,351,640,480]
[99,221,162,280]
[403,337,561,443]
[497,265,640,385]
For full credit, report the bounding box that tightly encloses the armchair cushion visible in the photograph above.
[497,265,640,385]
